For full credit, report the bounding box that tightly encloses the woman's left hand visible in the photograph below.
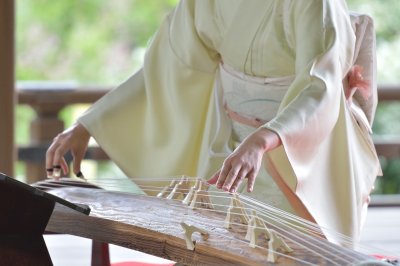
[208,127,281,193]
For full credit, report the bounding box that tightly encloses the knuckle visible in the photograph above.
[45,148,52,156]
[242,161,251,169]
[247,173,256,180]
[53,148,65,160]
[53,134,61,141]
[46,146,56,158]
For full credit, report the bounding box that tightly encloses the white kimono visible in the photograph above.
[79,0,381,244]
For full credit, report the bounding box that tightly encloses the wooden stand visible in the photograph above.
[0,173,90,266]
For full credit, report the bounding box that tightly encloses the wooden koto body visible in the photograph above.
[45,187,373,266]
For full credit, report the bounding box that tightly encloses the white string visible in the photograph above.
[94,184,360,265]
[165,192,357,265]
[37,177,394,264]
[115,192,329,266]
[240,194,368,251]
[239,197,364,264]
[50,177,387,259]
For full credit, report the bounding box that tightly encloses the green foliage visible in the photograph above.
[15,106,35,145]
[15,0,179,178]
[16,1,400,193]
[373,103,400,135]
[16,0,178,83]
[374,157,400,194]
[347,1,400,195]
[17,0,400,84]
[347,0,400,83]
[347,0,400,42]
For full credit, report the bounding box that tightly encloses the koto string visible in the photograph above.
[35,176,387,261]
[162,191,357,265]
[51,177,393,262]
[85,179,355,265]
[89,187,330,266]
[165,199,345,265]
[238,196,363,264]
[238,194,399,259]
[80,177,382,257]
[239,195,349,242]
[87,178,330,237]
[239,194,385,258]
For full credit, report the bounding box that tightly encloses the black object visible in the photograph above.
[0,173,90,266]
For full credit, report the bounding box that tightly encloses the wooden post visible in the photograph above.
[0,0,15,177]
[17,86,109,183]
[26,103,65,183]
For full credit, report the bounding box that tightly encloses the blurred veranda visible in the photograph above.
[1,0,399,198]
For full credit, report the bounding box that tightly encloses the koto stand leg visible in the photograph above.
[91,241,111,266]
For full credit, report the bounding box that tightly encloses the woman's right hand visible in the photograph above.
[45,123,91,180]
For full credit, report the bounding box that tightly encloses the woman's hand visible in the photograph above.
[45,123,91,180]
[208,127,281,193]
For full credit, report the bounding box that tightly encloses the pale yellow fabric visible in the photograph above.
[263,11,381,243]
[219,62,295,214]
[78,0,381,244]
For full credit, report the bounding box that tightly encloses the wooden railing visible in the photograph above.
[17,83,400,187]
[17,83,110,182]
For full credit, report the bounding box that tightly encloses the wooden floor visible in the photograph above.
[44,235,174,266]
[44,207,400,266]
[358,207,400,257]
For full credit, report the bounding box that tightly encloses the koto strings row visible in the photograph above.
[33,176,397,266]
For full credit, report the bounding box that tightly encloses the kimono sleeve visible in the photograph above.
[78,0,221,179]
[261,0,381,243]
[264,0,356,165]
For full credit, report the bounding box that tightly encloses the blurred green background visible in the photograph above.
[15,0,400,194]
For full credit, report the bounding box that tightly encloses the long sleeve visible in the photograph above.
[265,0,355,166]
[77,0,381,243]
[78,0,222,179]
[263,0,381,243]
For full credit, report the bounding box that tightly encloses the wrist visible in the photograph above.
[73,123,91,141]
[255,127,281,152]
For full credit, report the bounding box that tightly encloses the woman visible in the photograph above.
[46,0,381,245]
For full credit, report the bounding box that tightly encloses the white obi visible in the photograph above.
[217,62,295,213]
[220,63,294,142]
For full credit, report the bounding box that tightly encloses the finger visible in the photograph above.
[53,158,68,180]
[222,168,240,192]
[52,144,69,180]
[217,163,231,189]
[45,167,54,179]
[60,157,69,176]
[52,165,62,180]
[247,171,257,192]
[46,141,60,179]
[72,150,85,179]
[230,169,246,193]
[207,170,220,185]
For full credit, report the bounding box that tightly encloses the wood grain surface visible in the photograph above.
[43,187,377,266]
